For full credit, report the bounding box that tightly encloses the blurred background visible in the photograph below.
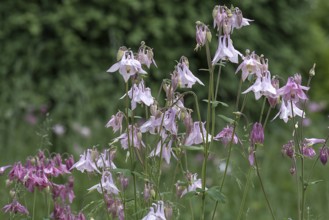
[1,0,329,219]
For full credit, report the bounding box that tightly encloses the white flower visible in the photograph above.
[88,171,119,195]
[176,57,204,88]
[127,80,154,110]
[107,50,147,82]
[142,201,166,220]
[181,173,202,197]
[242,71,276,100]
[212,35,241,64]
[71,149,100,173]
[273,101,304,123]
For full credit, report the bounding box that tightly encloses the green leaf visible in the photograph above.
[180,145,204,151]
[206,186,226,203]
[218,114,235,124]
[203,99,229,108]
[307,179,324,186]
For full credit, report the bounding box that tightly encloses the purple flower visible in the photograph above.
[184,121,211,146]
[107,50,147,82]
[282,140,295,158]
[277,74,309,103]
[163,108,178,135]
[212,35,241,64]
[88,171,120,195]
[303,138,325,146]
[195,22,210,50]
[106,111,124,133]
[127,80,154,110]
[176,56,204,88]
[302,147,316,158]
[250,122,264,146]
[140,114,163,134]
[248,147,255,166]
[319,147,329,165]
[267,77,280,108]
[214,125,239,146]
[2,200,29,215]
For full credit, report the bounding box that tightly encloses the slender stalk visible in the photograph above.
[32,189,36,220]
[237,168,252,220]
[254,154,276,220]
[201,42,215,220]
[125,82,138,219]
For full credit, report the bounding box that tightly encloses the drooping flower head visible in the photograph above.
[137,41,157,68]
[142,201,166,220]
[214,125,239,146]
[212,35,241,64]
[277,74,309,103]
[236,51,261,81]
[319,147,329,165]
[88,171,120,195]
[175,56,204,88]
[195,21,211,51]
[181,173,202,197]
[106,111,124,133]
[184,121,211,146]
[107,48,147,82]
[2,200,29,215]
[250,122,264,146]
[127,79,154,110]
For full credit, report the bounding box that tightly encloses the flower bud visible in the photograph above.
[309,63,316,77]
[9,190,16,198]
[319,147,328,165]
[116,46,127,61]
[250,122,264,146]
[164,203,173,220]
[282,140,294,158]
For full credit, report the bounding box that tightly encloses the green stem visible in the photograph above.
[32,189,36,220]
[237,168,253,220]
[201,42,215,220]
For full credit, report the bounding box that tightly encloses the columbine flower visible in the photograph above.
[127,80,154,110]
[137,41,157,68]
[302,147,316,158]
[282,140,295,158]
[277,74,309,103]
[150,131,176,164]
[2,200,29,215]
[142,201,166,220]
[242,71,276,100]
[231,7,252,30]
[236,51,261,81]
[163,108,178,135]
[181,173,202,197]
[319,147,329,165]
[106,111,124,133]
[250,122,264,146]
[212,35,241,64]
[107,49,147,82]
[71,149,100,173]
[267,77,280,108]
[0,165,11,175]
[273,101,304,123]
[96,149,117,169]
[88,171,120,195]
[195,21,211,50]
[303,138,325,146]
[140,114,163,134]
[176,56,204,88]
[113,125,144,150]
[184,121,211,146]
[214,125,239,146]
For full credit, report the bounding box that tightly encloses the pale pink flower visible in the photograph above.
[184,122,211,146]
[150,131,176,164]
[88,171,120,195]
[137,42,157,68]
[214,125,239,146]
[235,51,261,81]
[106,111,124,133]
[242,71,276,100]
[176,57,204,88]
[212,35,241,64]
[127,80,154,110]
[273,101,304,123]
[71,149,100,173]
[96,149,117,169]
[181,173,202,197]
[140,114,163,134]
[163,108,178,135]
[0,165,11,175]
[114,125,144,150]
[107,50,147,82]
[142,201,166,220]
